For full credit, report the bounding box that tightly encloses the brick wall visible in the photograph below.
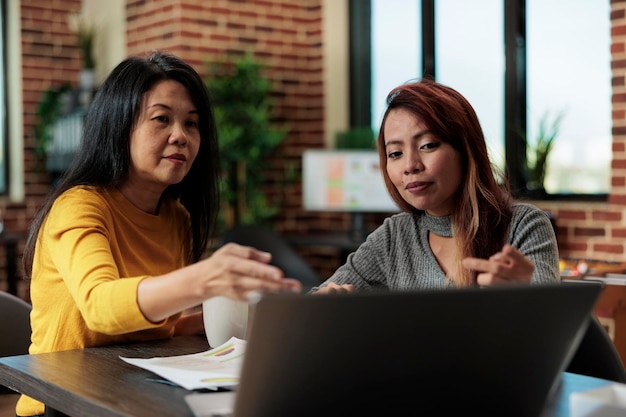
[125,0,350,278]
[20,0,83,201]
[6,0,626,297]
[2,0,84,298]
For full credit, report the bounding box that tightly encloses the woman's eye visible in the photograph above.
[420,141,440,151]
[186,120,199,128]
[153,115,168,123]
[387,151,402,159]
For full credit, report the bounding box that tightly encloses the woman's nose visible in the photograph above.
[169,123,188,145]
[404,152,422,174]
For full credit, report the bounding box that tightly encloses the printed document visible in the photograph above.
[120,337,246,390]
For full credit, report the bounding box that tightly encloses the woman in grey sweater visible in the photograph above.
[315,79,559,293]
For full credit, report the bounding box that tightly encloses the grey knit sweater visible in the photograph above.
[315,203,560,291]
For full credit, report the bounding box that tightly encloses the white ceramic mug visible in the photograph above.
[202,296,249,347]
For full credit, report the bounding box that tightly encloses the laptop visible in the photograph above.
[186,282,603,417]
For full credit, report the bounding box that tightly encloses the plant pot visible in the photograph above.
[79,69,95,106]
[79,69,95,90]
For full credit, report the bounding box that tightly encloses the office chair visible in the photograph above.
[218,224,323,292]
[0,291,31,402]
[565,313,626,383]
[562,279,626,383]
[0,291,31,357]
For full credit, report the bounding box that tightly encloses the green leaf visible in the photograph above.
[205,52,288,230]
[524,111,565,191]
[34,83,72,157]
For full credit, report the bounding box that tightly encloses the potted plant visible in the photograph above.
[205,53,288,231]
[33,83,72,171]
[525,111,564,197]
[335,126,376,149]
[68,10,96,94]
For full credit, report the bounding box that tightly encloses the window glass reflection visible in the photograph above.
[435,0,505,171]
[371,0,421,132]
[527,0,611,194]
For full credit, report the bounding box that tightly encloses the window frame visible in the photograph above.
[0,0,8,196]
[349,0,609,201]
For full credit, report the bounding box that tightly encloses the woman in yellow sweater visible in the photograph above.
[17,51,301,417]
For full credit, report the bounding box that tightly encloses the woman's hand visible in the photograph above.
[198,243,302,301]
[314,282,356,294]
[461,244,535,286]
[138,243,301,322]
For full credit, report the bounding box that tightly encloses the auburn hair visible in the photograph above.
[377,79,512,286]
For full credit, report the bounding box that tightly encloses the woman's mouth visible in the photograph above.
[165,153,187,164]
[405,181,430,193]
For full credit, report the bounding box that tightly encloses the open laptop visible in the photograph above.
[186,282,603,417]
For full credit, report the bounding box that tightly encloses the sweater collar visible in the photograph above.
[423,212,453,237]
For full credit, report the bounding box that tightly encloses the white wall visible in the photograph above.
[84,0,127,82]
[323,0,349,147]
[7,0,23,202]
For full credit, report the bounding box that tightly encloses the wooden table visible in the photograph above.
[0,335,616,417]
[0,335,209,417]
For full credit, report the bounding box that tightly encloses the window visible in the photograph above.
[354,0,611,199]
[435,0,505,170]
[526,0,611,194]
[371,0,421,131]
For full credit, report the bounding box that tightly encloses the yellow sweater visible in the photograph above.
[17,185,190,416]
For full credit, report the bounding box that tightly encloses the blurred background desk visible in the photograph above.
[583,275,626,367]
[286,233,364,254]
[559,259,626,368]
[285,232,366,270]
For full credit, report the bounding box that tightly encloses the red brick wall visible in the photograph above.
[20,0,83,200]
[6,0,626,296]
[3,0,84,298]
[125,0,349,278]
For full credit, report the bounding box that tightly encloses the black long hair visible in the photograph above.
[23,50,220,278]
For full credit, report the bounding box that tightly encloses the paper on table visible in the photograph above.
[120,337,246,390]
[570,382,626,417]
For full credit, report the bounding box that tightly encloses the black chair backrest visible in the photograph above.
[565,314,626,383]
[219,225,322,292]
[0,291,31,357]
[562,279,626,383]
